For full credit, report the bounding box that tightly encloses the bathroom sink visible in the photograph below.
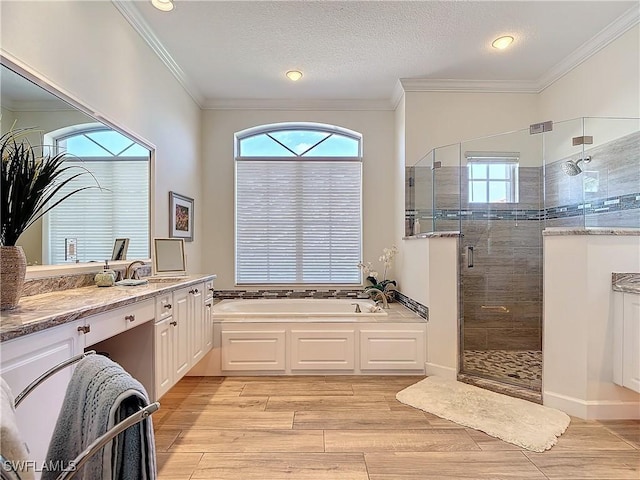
[145,276,189,283]
[115,279,149,286]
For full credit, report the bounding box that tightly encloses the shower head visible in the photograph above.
[561,156,591,176]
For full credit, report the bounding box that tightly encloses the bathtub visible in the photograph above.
[212,298,387,318]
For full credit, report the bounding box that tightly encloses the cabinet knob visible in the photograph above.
[189,288,199,294]
[164,303,172,309]
[77,325,91,334]
[125,314,136,322]
[208,287,214,292]
[170,321,177,326]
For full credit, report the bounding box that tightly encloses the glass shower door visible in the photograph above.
[458,126,544,391]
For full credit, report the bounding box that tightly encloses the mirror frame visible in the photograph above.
[153,238,187,277]
[1,52,156,277]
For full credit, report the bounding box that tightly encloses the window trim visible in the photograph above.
[465,151,520,204]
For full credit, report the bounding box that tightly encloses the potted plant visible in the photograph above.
[1,128,95,310]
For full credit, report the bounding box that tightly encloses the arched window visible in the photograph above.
[235,123,362,285]
[46,126,150,264]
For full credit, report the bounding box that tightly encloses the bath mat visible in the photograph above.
[396,376,570,452]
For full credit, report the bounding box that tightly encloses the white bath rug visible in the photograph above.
[396,376,570,452]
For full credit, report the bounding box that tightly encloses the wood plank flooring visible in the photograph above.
[154,376,639,480]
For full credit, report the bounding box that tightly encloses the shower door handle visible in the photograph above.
[466,246,474,268]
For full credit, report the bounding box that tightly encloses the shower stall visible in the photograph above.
[406,116,640,395]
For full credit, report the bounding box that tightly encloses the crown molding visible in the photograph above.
[400,78,540,93]
[390,79,405,109]
[538,5,639,91]
[111,0,205,107]
[203,97,395,111]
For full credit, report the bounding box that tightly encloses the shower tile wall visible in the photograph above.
[545,130,640,228]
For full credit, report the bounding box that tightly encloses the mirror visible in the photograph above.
[1,61,151,266]
[153,238,186,276]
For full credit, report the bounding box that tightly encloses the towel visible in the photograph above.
[0,377,35,480]
[41,354,156,480]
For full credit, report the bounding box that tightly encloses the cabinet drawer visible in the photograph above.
[155,293,173,321]
[84,299,155,346]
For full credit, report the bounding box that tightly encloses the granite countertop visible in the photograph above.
[612,273,640,294]
[543,227,640,236]
[0,274,216,342]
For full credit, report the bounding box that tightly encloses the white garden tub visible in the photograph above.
[212,298,387,319]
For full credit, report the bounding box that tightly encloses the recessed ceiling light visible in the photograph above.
[152,0,174,12]
[286,70,303,82]
[492,35,514,50]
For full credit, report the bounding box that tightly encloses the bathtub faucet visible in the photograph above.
[351,303,361,313]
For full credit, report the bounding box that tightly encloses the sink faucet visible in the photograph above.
[351,303,361,313]
[125,260,146,279]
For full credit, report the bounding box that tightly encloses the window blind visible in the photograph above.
[235,159,362,284]
[47,158,149,263]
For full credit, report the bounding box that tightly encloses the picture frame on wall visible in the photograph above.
[169,191,194,242]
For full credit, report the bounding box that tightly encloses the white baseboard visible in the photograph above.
[425,362,457,380]
[544,390,640,420]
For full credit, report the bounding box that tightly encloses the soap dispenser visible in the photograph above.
[94,260,116,287]
[413,217,421,235]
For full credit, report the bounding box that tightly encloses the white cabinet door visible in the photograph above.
[172,287,191,380]
[622,294,640,393]
[360,329,426,371]
[0,320,85,471]
[221,329,286,371]
[154,317,174,400]
[204,300,213,354]
[290,329,355,370]
[189,285,205,364]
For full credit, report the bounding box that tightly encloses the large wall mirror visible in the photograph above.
[1,60,151,266]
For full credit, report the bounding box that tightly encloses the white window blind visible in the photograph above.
[235,159,362,284]
[48,158,149,263]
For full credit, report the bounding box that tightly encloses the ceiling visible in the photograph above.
[117,0,638,109]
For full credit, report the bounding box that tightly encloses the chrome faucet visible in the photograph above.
[125,260,146,279]
[351,303,361,313]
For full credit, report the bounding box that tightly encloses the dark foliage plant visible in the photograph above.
[1,128,96,246]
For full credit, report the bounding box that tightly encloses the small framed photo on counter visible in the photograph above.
[111,238,130,261]
[169,191,194,242]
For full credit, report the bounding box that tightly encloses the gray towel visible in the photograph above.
[41,354,156,480]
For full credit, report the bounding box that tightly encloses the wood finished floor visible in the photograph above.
[153,376,639,480]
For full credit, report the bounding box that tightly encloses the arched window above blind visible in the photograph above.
[235,123,363,285]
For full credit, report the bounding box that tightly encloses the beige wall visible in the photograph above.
[201,109,396,289]
[1,1,203,271]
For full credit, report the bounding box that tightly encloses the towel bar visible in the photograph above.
[1,352,159,480]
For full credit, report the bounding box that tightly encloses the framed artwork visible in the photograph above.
[169,191,194,242]
[111,238,130,261]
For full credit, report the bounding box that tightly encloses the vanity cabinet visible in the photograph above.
[0,319,86,470]
[613,291,640,393]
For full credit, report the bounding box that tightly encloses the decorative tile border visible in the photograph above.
[213,289,369,300]
[407,191,640,223]
[395,291,429,320]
